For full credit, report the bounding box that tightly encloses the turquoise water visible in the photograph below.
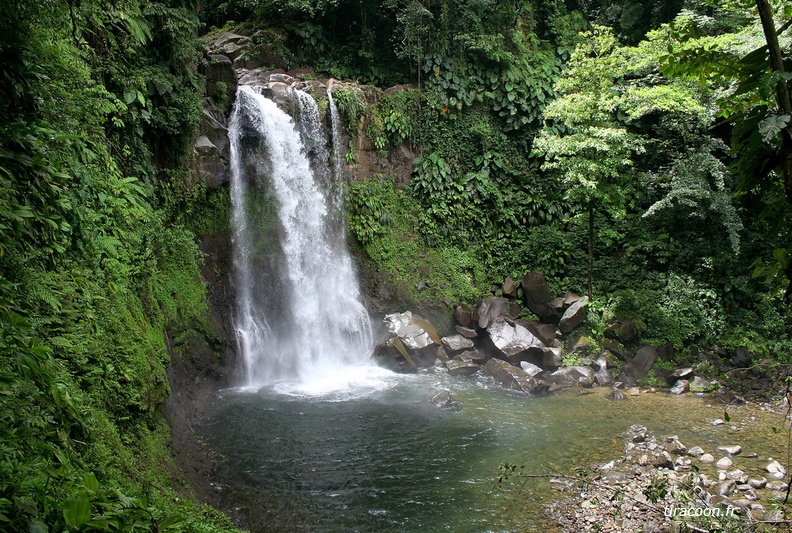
[199,371,786,532]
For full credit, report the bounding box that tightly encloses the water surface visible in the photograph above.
[200,371,787,532]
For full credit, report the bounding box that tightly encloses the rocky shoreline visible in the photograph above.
[376,270,783,402]
[542,420,792,532]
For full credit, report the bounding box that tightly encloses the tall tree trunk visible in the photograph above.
[587,203,593,301]
[756,0,792,203]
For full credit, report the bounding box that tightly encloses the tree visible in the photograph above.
[532,26,645,299]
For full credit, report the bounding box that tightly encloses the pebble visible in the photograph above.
[748,477,767,489]
[766,460,787,479]
[767,481,789,491]
[700,453,715,464]
[716,445,742,455]
[716,456,733,469]
[687,446,704,457]
[712,418,726,426]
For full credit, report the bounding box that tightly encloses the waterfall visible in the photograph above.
[229,85,374,392]
[327,88,346,182]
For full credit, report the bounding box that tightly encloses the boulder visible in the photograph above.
[559,298,588,334]
[690,376,711,392]
[476,297,509,329]
[602,338,630,361]
[441,334,475,353]
[384,311,440,350]
[730,346,752,368]
[570,336,593,355]
[428,390,455,408]
[545,366,595,390]
[458,349,487,364]
[484,358,545,394]
[667,367,694,383]
[670,379,689,394]
[260,82,293,112]
[594,366,615,387]
[608,389,626,401]
[617,345,658,387]
[523,321,555,346]
[503,276,518,298]
[446,357,480,376]
[454,304,474,327]
[563,292,582,307]
[520,271,556,322]
[542,347,563,369]
[455,325,478,338]
[519,361,544,378]
[604,319,637,344]
[486,317,543,357]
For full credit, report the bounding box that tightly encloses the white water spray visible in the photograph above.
[229,85,375,392]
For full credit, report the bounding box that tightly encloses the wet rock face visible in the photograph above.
[486,317,543,357]
[484,358,546,394]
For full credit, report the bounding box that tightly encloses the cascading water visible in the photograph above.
[229,84,376,394]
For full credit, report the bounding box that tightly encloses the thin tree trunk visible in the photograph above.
[756,0,792,202]
[587,203,593,301]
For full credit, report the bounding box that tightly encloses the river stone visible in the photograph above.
[454,304,474,327]
[429,390,454,408]
[608,389,626,401]
[446,357,480,376]
[749,478,767,489]
[667,367,694,383]
[384,311,438,350]
[617,345,658,387]
[717,445,742,456]
[441,334,475,352]
[670,379,689,394]
[718,480,736,496]
[595,366,615,387]
[690,376,711,392]
[484,358,543,394]
[559,299,588,334]
[486,317,543,357]
[519,361,544,378]
[523,321,555,346]
[687,446,704,457]
[767,480,789,491]
[454,325,478,338]
[716,457,734,469]
[700,454,715,464]
[476,297,509,329]
[727,469,747,482]
[542,347,563,368]
[458,349,487,363]
[544,366,595,390]
[767,460,786,478]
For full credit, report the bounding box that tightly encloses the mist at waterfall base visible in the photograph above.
[229,84,385,398]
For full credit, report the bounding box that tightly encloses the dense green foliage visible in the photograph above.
[5,0,792,528]
[1,1,237,531]
[232,0,792,357]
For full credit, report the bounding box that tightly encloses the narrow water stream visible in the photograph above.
[200,372,787,532]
